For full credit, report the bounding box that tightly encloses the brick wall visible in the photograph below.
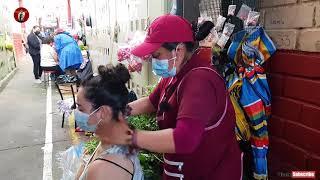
[260,0,320,178]
[260,0,320,52]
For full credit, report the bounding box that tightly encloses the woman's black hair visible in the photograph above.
[161,21,215,52]
[80,63,131,120]
[195,21,215,41]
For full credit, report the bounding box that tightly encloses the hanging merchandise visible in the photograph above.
[217,34,230,49]
[198,16,213,24]
[215,15,227,32]
[211,28,220,45]
[227,26,276,180]
[245,11,260,27]
[128,55,143,73]
[228,5,237,16]
[117,47,131,62]
[117,32,147,73]
[199,0,222,24]
[237,4,252,21]
[117,46,143,73]
[223,23,235,36]
[207,2,272,180]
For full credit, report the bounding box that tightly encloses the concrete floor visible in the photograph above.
[0,56,73,180]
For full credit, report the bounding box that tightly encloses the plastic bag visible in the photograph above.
[237,4,252,21]
[228,5,237,16]
[245,11,260,27]
[217,34,230,49]
[56,143,85,180]
[198,16,213,24]
[210,28,220,45]
[215,15,227,32]
[117,47,131,62]
[223,23,235,36]
[128,55,143,73]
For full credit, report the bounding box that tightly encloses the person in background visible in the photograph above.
[75,64,143,180]
[40,37,64,77]
[99,14,242,180]
[27,25,42,83]
[54,28,83,75]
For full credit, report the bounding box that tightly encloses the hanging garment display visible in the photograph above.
[197,2,272,179]
[228,25,276,180]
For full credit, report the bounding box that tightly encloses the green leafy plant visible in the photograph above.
[79,44,88,51]
[84,137,99,155]
[5,43,13,52]
[127,84,163,180]
[127,114,163,180]
[138,151,163,180]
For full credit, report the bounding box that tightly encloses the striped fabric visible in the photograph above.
[227,26,276,180]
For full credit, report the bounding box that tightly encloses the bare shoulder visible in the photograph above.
[86,154,134,180]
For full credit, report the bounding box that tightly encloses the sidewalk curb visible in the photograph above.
[0,68,18,93]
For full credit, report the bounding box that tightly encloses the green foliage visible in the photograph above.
[127,84,163,179]
[79,44,88,51]
[127,114,158,131]
[84,137,99,155]
[5,43,13,52]
[138,151,163,180]
[128,114,163,180]
[145,84,157,97]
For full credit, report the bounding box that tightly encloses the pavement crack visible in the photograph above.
[0,139,69,152]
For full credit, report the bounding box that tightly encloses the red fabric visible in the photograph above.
[197,47,212,63]
[173,117,205,154]
[149,49,242,179]
[131,14,194,57]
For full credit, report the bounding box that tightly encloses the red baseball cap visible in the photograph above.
[131,14,195,57]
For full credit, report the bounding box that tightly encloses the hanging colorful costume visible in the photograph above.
[228,26,276,179]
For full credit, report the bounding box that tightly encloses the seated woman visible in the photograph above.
[54,28,83,75]
[75,64,143,180]
[40,37,64,77]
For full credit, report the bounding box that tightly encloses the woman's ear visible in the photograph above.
[174,43,187,63]
[117,112,126,123]
[99,105,113,121]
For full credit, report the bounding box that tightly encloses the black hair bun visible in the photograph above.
[114,63,130,84]
[195,21,215,41]
[97,64,130,85]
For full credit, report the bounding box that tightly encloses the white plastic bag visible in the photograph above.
[198,16,213,24]
[215,15,227,32]
[210,28,220,45]
[228,5,237,16]
[223,23,235,36]
[217,34,230,49]
[56,143,85,180]
[237,4,252,21]
[245,11,260,26]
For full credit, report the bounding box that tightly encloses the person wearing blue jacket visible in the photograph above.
[54,29,83,73]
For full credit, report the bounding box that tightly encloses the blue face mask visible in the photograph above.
[74,108,101,132]
[152,57,176,78]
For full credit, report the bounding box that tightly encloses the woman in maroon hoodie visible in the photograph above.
[98,14,242,180]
